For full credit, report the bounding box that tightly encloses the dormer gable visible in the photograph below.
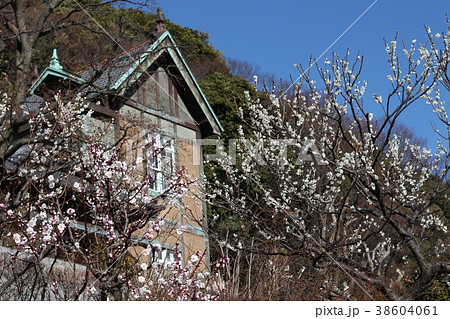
[29,49,85,98]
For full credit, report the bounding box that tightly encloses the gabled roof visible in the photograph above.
[77,31,223,135]
[76,38,157,92]
[29,32,223,136]
[29,49,85,95]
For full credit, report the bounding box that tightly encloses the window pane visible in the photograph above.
[145,134,174,192]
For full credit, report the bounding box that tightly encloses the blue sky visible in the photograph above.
[160,0,449,150]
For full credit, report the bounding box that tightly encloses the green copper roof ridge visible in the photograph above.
[29,67,86,95]
[50,48,63,70]
[29,48,86,95]
[110,31,170,91]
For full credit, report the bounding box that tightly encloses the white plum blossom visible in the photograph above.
[13,233,21,244]
[190,254,199,263]
[57,223,66,233]
[373,93,382,104]
[140,263,148,271]
[138,276,146,283]
[206,26,450,301]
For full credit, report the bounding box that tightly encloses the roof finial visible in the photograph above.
[49,48,63,70]
[152,8,166,39]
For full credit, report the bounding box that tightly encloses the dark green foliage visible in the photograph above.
[419,274,450,301]
[200,72,255,139]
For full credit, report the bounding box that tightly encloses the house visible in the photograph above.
[26,8,222,268]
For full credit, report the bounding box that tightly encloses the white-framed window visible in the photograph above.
[145,134,175,193]
[152,248,176,268]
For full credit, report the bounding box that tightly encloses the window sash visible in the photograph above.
[145,134,175,192]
